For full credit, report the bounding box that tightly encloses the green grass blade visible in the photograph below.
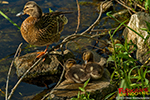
[0,10,20,29]
[79,87,85,92]
[104,91,117,100]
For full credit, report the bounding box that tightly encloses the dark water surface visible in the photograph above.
[0,0,100,99]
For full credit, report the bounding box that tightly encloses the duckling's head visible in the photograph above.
[65,59,76,70]
[23,1,42,18]
[82,51,94,64]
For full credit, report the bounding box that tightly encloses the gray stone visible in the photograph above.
[123,12,150,65]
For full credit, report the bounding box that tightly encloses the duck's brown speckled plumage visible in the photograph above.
[20,1,68,46]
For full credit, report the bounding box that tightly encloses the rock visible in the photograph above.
[123,12,150,65]
[28,49,113,99]
[14,50,74,87]
[48,68,113,100]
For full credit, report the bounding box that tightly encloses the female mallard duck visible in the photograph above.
[17,1,69,58]
[64,58,90,83]
[82,50,104,80]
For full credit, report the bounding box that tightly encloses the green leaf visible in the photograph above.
[115,43,124,48]
[130,76,139,79]
[104,91,117,100]
[117,54,130,59]
[79,87,85,92]
[83,78,90,88]
[145,21,150,31]
[147,70,150,73]
[117,79,126,100]
[119,79,126,88]
[107,56,114,62]
[143,69,147,79]
[19,92,23,96]
[141,28,148,31]
[49,8,53,12]
[145,1,149,10]
[145,79,149,85]
[77,91,80,98]
[144,35,150,44]
[83,96,87,99]
[70,98,77,100]
[144,51,150,56]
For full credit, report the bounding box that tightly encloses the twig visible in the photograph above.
[89,26,95,34]
[141,57,150,68]
[132,0,145,11]
[61,0,105,44]
[7,56,43,100]
[5,43,23,100]
[80,1,105,35]
[60,0,80,49]
[120,0,132,15]
[41,58,65,100]
[74,0,80,34]
[116,0,136,13]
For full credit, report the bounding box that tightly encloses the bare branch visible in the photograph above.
[74,0,80,34]
[5,43,22,100]
[80,1,104,35]
[8,56,43,100]
[116,0,136,13]
[41,58,65,100]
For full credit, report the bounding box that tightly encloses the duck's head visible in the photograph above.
[17,1,42,18]
[65,59,76,69]
[82,51,94,64]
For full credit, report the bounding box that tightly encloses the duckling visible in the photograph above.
[65,59,90,83]
[17,1,70,58]
[82,50,104,80]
